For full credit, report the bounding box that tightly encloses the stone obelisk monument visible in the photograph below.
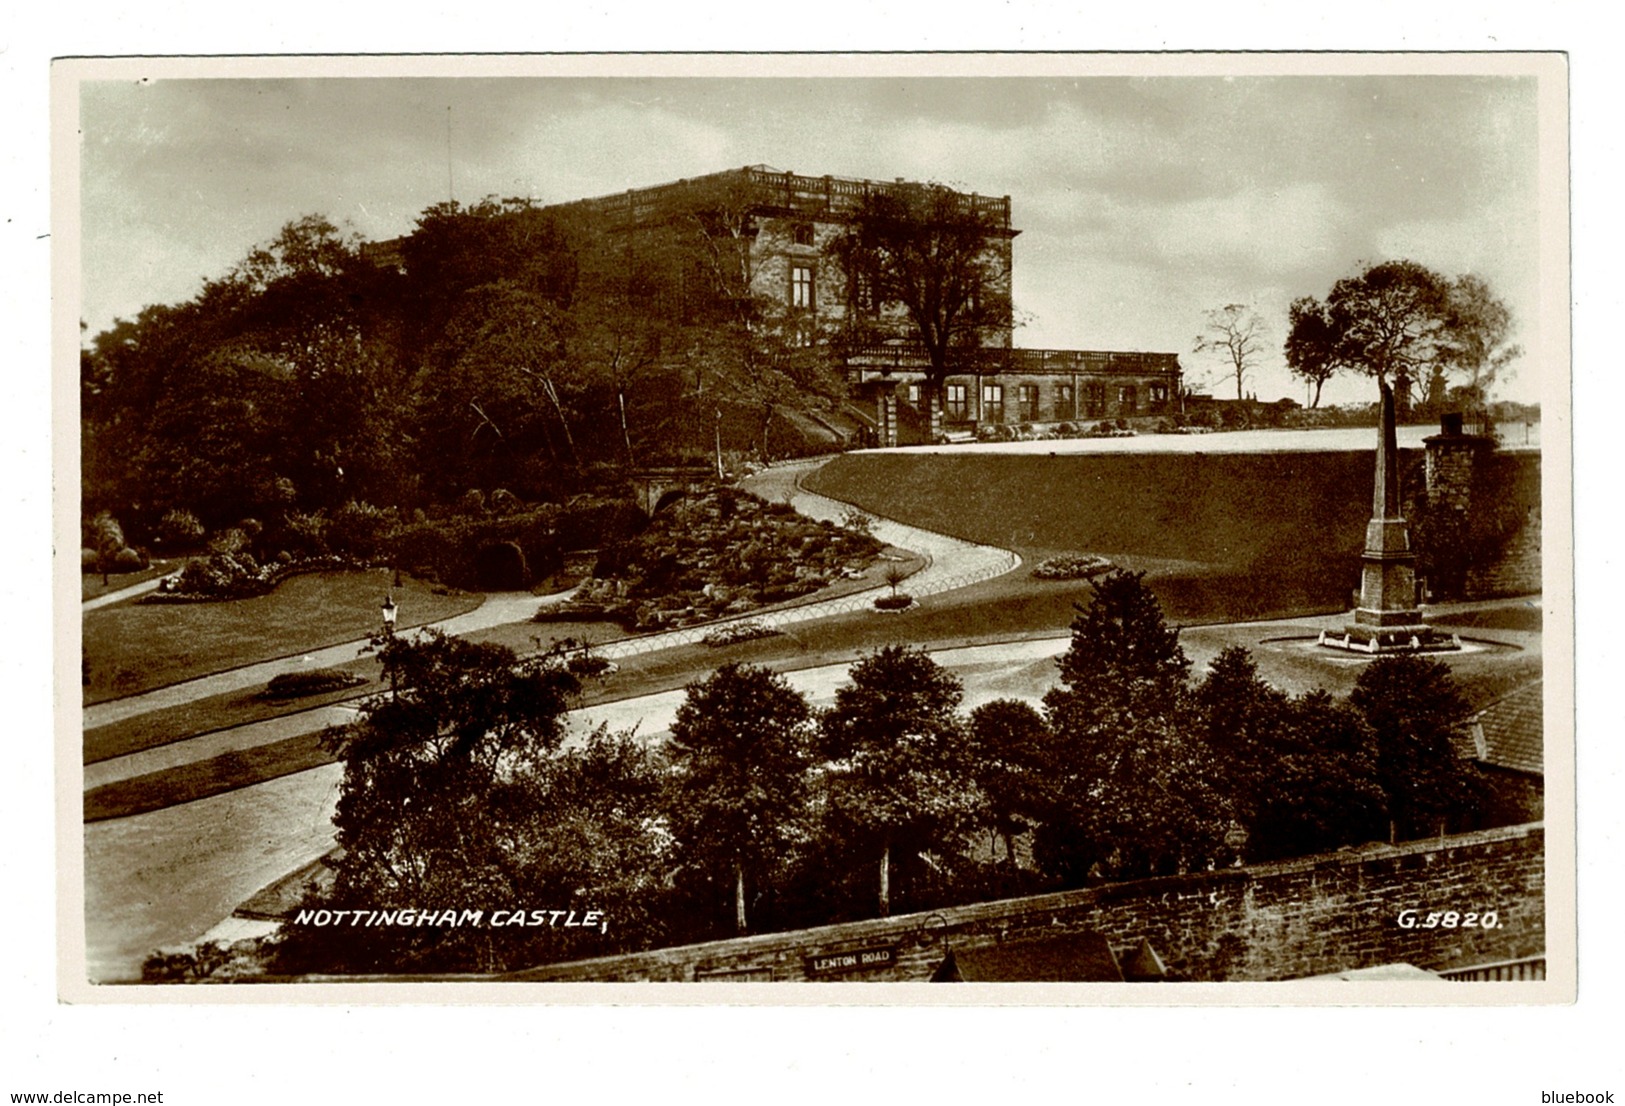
[1320,381,1459,654]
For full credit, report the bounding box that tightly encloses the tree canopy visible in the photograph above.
[272,630,673,973]
[832,183,1013,437]
[819,645,977,916]
[1284,260,1519,414]
[665,662,816,934]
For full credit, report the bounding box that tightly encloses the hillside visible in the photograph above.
[804,448,1424,617]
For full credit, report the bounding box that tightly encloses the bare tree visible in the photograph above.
[1193,303,1269,402]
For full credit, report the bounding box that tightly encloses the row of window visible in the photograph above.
[922,380,1170,422]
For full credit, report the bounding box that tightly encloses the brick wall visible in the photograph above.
[504,823,1544,983]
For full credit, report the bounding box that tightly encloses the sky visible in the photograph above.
[76,65,1550,406]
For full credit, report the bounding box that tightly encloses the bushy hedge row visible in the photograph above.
[148,552,356,602]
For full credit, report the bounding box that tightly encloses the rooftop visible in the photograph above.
[1466,681,1544,776]
[556,165,1015,232]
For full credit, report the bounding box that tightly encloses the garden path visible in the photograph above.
[82,589,565,730]
[82,575,165,611]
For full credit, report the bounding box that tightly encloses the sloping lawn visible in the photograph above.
[803,449,1413,617]
[82,570,480,705]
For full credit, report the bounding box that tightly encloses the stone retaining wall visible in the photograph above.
[505,823,1544,983]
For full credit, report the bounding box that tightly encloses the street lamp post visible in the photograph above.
[381,591,399,698]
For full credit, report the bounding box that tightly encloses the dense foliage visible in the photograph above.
[1285,260,1520,415]
[81,190,856,549]
[246,572,1502,977]
[545,486,880,630]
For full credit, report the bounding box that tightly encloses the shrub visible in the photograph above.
[1056,422,1078,437]
[173,551,265,599]
[328,500,396,560]
[112,547,146,572]
[262,668,367,699]
[282,511,331,557]
[840,506,873,538]
[566,654,616,678]
[873,592,914,611]
[458,488,487,516]
[393,509,561,592]
[86,512,125,554]
[489,488,523,515]
[158,509,206,548]
[208,528,250,555]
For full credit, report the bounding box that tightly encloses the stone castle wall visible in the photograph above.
[505,823,1544,983]
[1415,438,1542,601]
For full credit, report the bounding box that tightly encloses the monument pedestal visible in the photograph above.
[1319,389,1460,655]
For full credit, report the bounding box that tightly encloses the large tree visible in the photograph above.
[965,698,1051,882]
[1195,648,1387,861]
[665,663,816,935]
[1283,296,1346,408]
[1040,571,1232,881]
[289,630,671,973]
[818,645,976,917]
[1285,259,1454,415]
[1437,273,1522,412]
[1193,303,1268,402]
[658,177,847,468]
[833,183,1013,440]
[1350,655,1486,842]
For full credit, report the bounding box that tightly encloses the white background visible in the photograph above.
[7,5,1618,1103]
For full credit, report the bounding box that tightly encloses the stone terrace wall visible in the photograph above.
[1419,440,1542,601]
[505,823,1544,983]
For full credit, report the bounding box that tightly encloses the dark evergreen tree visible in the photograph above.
[1040,571,1231,882]
[665,663,816,935]
[965,698,1051,882]
[275,630,671,974]
[1350,655,1486,841]
[818,645,976,917]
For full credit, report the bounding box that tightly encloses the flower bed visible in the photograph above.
[260,668,368,700]
[873,593,915,612]
[702,620,782,648]
[534,486,880,631]
[1030,554,1115,581]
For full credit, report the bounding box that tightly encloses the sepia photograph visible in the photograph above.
[56,52,1570,1001]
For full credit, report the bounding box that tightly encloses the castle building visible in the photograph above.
[557,165,1182,445]
[371,165,1183,448]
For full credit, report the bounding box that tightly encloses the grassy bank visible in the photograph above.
[82,570,481,705]
[803,449,1425,618]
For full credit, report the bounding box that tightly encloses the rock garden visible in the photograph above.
[537,486,882,632]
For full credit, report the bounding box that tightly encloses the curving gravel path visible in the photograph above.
[578,460,1021,663]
